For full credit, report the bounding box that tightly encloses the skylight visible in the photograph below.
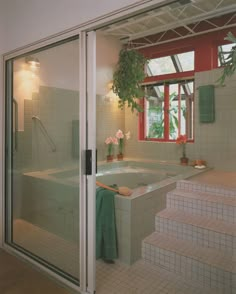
[147,51,194,77]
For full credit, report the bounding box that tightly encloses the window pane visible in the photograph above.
[7,37,81,281]
[182,81,194,139]
[142,80,194,141]
[145,85,164,139]
[218,44,236,66]
[180,84,187,136]
[147,51,194,76]
[177,51,194,71]
[147,56,176,76]
[169,84,179,140]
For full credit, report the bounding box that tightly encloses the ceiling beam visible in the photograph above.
[128,22,236,49]
[122,4,236,42]
[102,1,192,33]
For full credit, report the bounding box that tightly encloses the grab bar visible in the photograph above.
[32,115,56,152]
[13,98,18,152]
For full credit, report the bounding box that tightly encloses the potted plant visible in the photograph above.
[115,129,131,160]
[112,49,148,112]
[218,32,236,84]
[176,134,188,165]
[105,136,118,162]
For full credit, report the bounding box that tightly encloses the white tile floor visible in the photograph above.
[96,172,236,294]
[96,259,224,294]
[14,218,222,294]
[12,171,236,294]
[13,218,225,293]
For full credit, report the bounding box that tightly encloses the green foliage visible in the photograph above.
[112,49,148,112]
[147,91,186,139]
[218,32,236,85]
[148,105,164,138]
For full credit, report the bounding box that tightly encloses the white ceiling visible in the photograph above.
[100,0,236,49]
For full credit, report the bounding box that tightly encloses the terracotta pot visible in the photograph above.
[180,157,189,166]
[106,155,114,162]
[117,153,124,161]
[195,159,205,166]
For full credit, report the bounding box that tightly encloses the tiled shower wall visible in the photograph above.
[18,90,125,167]
[31,86,79,170]
[16,86,80,171]
[96,96,125,160]
[124,68,236,170]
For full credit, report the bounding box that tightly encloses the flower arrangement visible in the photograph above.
[176,134,187,160]
[116,129,131,155]
[105,136,118,158]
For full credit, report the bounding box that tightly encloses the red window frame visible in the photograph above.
[138,28,236,143]
[140,79,194,142]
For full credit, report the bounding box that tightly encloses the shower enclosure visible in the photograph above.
[4,32,96,293]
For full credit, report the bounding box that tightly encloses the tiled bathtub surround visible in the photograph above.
[22,160,207,265]
[142,180,236,293]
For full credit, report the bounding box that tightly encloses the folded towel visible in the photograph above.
[96,187,118,260]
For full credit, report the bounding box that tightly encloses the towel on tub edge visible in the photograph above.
[96,187,118,261]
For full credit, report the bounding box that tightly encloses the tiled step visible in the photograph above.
[155,208,236,254]
[177,180,236,198]
[142,232,236,292]
[166,189,236,223]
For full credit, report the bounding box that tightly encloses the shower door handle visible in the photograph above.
[85,149,92,175]
[85,149,97,175]
[13,98,18,152]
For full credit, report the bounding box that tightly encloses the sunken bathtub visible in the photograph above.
[22,160,207,265]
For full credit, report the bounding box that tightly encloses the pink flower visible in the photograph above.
[105,137,113,145]
[116,129,124,139]
[105,136,117,156]
[112,137,118,145]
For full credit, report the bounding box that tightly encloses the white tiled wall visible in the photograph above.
[96,96,125,160]
[31,86,79,170]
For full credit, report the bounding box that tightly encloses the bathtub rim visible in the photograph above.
[22,158,211,199]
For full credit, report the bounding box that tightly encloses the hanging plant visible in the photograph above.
[112,49,148,112]
[218,32,236,85]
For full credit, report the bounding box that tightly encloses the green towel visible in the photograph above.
[198,85,215,123]
[96,187,118,260]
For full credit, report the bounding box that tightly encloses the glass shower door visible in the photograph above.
[5,36,82,284]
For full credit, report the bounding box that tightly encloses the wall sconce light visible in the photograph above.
[25,56,40,69]
[104,81,118,102]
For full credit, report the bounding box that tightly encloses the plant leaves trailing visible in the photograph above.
[218,32,236,85]
[112,49,148,112]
